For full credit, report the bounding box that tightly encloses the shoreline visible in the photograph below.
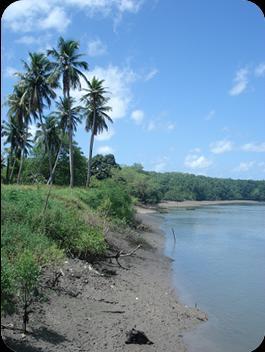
[136,199,260,214]
[2,213,207,352]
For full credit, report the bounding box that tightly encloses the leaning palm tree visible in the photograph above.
[47,37,89,187]
[81,77,112,187]
[16,52,57,176]
[46,97,82,185]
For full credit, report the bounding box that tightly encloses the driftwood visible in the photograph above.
[105,245,141,269]
[125,328,154,345]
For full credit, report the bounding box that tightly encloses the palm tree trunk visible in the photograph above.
[17,148,25,184]
[66,88,74,188]
[86,109,96,187]
[5,147,13,184]
[10,155,17,183]
[47,141,62,185]
[39,112,52,177]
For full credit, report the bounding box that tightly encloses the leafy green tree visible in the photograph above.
[81,77,112,187]
[90,154,119,180]
[48,37,88,187]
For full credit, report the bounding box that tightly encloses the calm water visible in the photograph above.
[154,204,265,352]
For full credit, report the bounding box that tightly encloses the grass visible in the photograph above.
[1,182,134,315]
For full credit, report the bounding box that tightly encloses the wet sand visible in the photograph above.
[2,213,207,352]
[136,200,259,214]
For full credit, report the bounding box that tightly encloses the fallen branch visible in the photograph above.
[105,245,141,269]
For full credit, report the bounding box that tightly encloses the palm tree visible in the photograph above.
[35,114,61,158]
[47,97,82,185]
[16,128,33,184]
[4,85,30,183]
[81,77,112,187]
[1,118,21,183]
[47,37,88,187]
[16,52,57,176]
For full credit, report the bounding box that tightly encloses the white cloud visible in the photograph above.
[190,147,201,153]
[97,145,114,155]
[3,0,143,33]
[167,122,176,130]
[39,7,70,32]
[131,109,144,124]
[4,66,17,78]
[205,109,215,121]
[229,68,249,96]
[210,140,233,154]
[255,63,265,77]
[147,120,156,131]
[95,127,115,141]
[234,161,255,172]
[154,162,167,172]
[152,156,169,172]
[64,0,142,13]
[241,142,265,152]
[144,68,158,81]
[3,1,66,33]
[184,154,212,170]
[87,39,107,57]
[71,65,137,120]
[16,35,39,45]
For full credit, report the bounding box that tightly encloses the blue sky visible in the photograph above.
[2,0,265,180]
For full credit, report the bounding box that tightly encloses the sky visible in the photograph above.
[2,0,265,180]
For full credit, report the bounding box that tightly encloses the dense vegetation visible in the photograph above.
[115,165,265,203]
[1,183,134,318]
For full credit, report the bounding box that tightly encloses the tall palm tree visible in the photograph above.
[4,85,30,183]
[47,37,88,187]
[81,77,112,187]
[47,97,82,185]
[16,52,57,176]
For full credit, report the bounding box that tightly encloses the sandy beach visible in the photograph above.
[2,212,207,352]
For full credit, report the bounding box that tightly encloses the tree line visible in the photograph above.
[2,37,112,188]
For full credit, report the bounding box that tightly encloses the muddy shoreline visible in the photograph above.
[2,212,207,352]
[136,199,260,214]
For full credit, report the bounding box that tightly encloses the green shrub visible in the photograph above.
[1,254,16,314]
[79,179,134,224]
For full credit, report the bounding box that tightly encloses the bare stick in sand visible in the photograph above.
[171,228,176,245]
[105,244,141,269]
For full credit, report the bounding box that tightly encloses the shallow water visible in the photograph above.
[155,204,265,352]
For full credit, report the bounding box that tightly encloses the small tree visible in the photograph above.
[16,252,40,333]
